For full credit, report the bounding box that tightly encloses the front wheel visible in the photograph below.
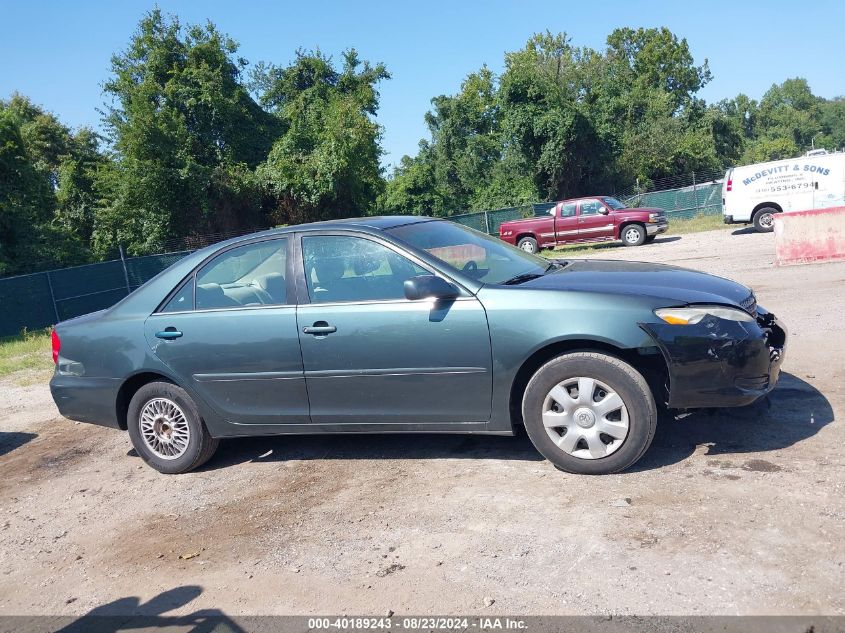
[127,381,219,474]
[521,352,657,474]
[753,207,777,232]
[517,236,539,254]
[621,224,646,246]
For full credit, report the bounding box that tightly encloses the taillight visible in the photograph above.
[726,179,733,192]
[51,330,60,364]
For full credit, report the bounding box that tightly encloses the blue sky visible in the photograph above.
[2,0,844,169]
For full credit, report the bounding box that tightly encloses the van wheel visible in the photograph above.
[622,224,646,246]
[517,236,539,254]
[127,381,219,474]
[753,208,777,232]
[521,352,657,474]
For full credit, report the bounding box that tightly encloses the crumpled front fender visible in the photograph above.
[640,309,787,409]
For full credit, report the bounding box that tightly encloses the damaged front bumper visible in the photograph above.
[641,306,787,409]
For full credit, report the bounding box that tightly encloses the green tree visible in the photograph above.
[0,109,55,275]
[0,95,102,274]
[384,27,718,212]
[604,27,711,114]
[255,49,390,224]
[96,10,280,256]
[818,97,845,150]
[739,78,822,162]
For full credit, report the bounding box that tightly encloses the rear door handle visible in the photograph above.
[303,322,337,335]
[155,328,183,340]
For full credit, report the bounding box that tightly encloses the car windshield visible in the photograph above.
[387,220,551,285]
[601,197,627,210]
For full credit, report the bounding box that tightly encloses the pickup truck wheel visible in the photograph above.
[622,224,646,246]
[127,381,219,474]
[521,352,657,475]
[517,236,539,254]
[753,207,776,232]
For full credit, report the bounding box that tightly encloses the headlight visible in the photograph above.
[655,305,756,325]
[648,213,659,222]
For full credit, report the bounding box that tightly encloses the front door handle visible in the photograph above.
[155,328,183,340]
[303,321,337,335]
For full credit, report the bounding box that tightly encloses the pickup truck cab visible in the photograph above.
[499,197,668,253]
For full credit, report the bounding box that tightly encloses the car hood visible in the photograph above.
[520,259,752,307]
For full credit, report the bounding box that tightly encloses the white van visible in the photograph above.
[723,151,845,232]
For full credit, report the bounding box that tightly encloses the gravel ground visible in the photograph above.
[0,226,843,617]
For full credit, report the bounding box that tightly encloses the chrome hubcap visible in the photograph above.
[625,228,640,243]
[541,376,629,460]
[521,242,535,252]
[760,213,773,228]
[139,398,190,460]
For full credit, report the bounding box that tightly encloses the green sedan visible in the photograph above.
[50,217,786,475]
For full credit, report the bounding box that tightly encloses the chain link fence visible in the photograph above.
[615,168,725,220]
[0,227,265,339]
[0,250,193,338]
[449,169,725,234]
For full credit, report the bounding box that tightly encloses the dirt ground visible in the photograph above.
[0,225,843,618]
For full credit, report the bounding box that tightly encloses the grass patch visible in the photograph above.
[0,329,53,379]
[665,212,728,235]
[539,212,730,257]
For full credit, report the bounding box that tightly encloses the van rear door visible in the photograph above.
[813,154,845,210]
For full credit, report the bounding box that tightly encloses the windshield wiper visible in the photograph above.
[502,272,544,285]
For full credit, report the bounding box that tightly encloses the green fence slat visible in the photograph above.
[0,251,193,337]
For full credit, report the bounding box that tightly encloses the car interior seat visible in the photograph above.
[254,272,286,304]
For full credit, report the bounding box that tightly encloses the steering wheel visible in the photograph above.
[462,260,478,275]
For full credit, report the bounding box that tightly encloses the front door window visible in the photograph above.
[302,235,428,303]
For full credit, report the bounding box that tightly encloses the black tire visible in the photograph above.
[753,207,777,232]
[517,236,539,254]
[127,381,219,474]
[644,235,656,244]
[621,223,646,246]
[521,352,657,475]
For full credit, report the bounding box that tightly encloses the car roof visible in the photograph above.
[208,215,437,250]
[557,195,613,204]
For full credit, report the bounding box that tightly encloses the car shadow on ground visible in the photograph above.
[0,431,37,457]
[631,372,834,471]
[200,427,545,471]
[731,226,758,236]
[195,373,830,474]
[49,585,248,633]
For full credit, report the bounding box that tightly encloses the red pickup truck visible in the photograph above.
[498,196,668,253]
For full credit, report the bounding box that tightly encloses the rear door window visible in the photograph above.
[560,202,577,217]
[192,239,288,310]
[159,238,288,312]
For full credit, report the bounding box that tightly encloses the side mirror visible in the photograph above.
[404,275,460,301]
[549,208,556,216]
[599,207,610,215]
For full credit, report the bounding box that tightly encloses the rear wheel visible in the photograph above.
[621,224,646,246]
[753,207,777,232]
[517,236,539,254]
[127,381,219,474]
[521,352,657,474]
